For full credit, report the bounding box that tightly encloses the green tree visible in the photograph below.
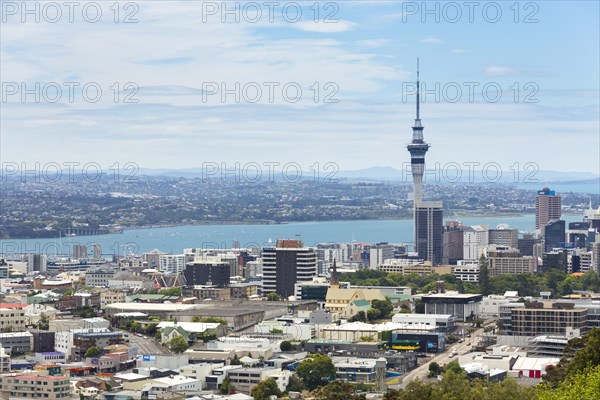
[286,375,303,392]
[544,327,600,387]
[296,353,336,391]
[349,310,367,322]
[444,360,464,375]
[159,287,181,296]
[428,362,441,377]
[84,346,101,358]
[220,377,233,394]
[414,300,425,314]
[280,340,293,351]
[250,378,282,400]
[312,380,367,400]
[37,313,50,330]
[538,365,600,400]
[266,292,282,301]
[478,255,490,295]
[230,354,242,365]
[168,335,189,353]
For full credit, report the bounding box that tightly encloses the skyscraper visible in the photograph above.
[407,59,443,265]
[415,203,443,265]
[544,219,566,252]
[262,240,317,298]
[536,187,561,230]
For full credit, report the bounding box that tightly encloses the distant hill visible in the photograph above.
[137,166,599,185]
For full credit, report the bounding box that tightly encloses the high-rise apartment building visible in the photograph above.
[536,187,561,230]
[72,244,87,260]
[488,224,519,249]
[262,240,317,298]
[369,242,395,270]
[463,225,489,262]
[443,221,464,265]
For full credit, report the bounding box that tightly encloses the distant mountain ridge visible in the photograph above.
[138,165,599,184]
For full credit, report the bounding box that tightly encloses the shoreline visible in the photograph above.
[3,211,586,240]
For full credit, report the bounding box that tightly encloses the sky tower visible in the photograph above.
[406,58,429,204]
[407,59,443,265]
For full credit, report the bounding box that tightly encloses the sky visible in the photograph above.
[1,0,599,175]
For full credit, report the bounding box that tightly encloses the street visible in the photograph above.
[395,327,485,389]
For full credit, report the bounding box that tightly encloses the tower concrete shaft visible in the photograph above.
[406,58,429,204]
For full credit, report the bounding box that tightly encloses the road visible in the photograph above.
[117,330,169,356]
[396,327,484,388]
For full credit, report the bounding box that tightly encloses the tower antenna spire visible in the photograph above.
[416,57,420,120]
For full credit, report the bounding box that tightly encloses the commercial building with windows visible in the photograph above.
[85,268,115,287]
[452,264,480,283]
[262,240,317,298]
[0,370,71,400]
[0,332,33,354]
[421,293,483,322]
[391,313,455,332]
[536,187,561,230]
[488,225,519,249]
[463,225,489,262]
[443,221,464,265]
[510,302,588,336]
[0,307,26,332]
[544,220,566,252]
[415,203,443,265]
[184,258,230,287]
[488,256,534,276]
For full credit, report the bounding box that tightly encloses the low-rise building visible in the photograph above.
[0,347,9,372]
[421,293,483,322]
[33,352,66,364]
[180,362,224,389]
[0,306,26,331]
[391,313,455,332]
[0,331,33,354]
[0,369,71,400]
[332,357,386,383]
[510,302,588,337]
[85,268,116,287]
[225,367,291,394]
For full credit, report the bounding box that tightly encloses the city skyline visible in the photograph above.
[1,1,598,173]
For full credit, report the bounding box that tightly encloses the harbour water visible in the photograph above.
[0,214,583,257]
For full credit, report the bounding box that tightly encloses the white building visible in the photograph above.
[159,254,187,274]
[463,225,489,262]
[391,313,455,331]
[180,362,224,389]
[369,243,395,270]
[140,375,201,394]
[254,319,314,341]
[55,327,111,358]
[481,293,521,316]
[49,317,109,332]
[0,347,10,372]
[452,263,480,282]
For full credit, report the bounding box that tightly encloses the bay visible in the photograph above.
[0,214,584,258]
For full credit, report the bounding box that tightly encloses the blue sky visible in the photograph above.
[1,1,598,173]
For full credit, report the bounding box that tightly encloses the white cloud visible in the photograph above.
[420,37,443,44]
[293,20,358,33]
[485,65,518,76]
